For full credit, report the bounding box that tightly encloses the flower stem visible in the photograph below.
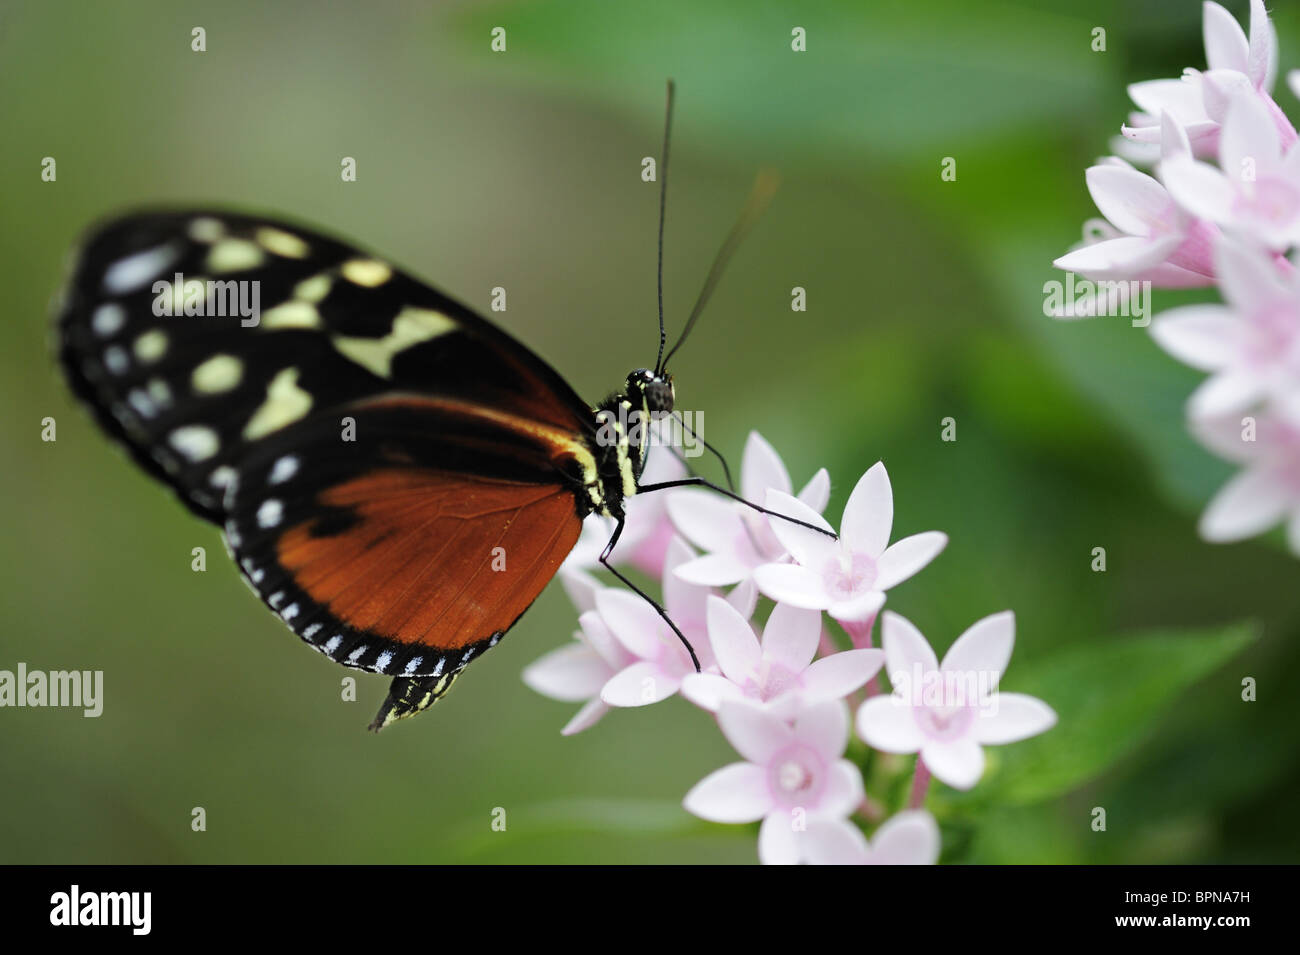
[908,755,931,809]
[836,612,881,695]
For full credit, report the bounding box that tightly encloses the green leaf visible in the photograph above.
[451,0,1108,161]
[983,622,1260,804]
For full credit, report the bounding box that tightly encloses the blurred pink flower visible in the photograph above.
[754,462,947,627]
[682,596,883,718]
[522,609,633,735]
[802,810,941,865]
[683,700,863,865]
[1162,90,1300,250]
[1122,0,1289,156]
[668,431,829,587]
[857,611,1056,791]
[1192,410,1300,553]
[1152,235,1300,418]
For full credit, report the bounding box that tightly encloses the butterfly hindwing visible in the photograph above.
[224,396,586,678]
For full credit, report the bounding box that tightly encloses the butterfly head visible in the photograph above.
[627,368,674,414]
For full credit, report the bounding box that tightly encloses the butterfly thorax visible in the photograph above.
[585,368,674,520]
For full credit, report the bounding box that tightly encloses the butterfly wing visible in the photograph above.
[56,211,600,723]
[57,210,597,520]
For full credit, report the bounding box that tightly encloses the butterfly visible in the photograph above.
[54,83,807,730]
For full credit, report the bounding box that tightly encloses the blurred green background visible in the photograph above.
[2,0,1297,864]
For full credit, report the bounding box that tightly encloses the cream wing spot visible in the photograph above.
[331,307,456,378]
[293,275,332,304]
[133,330,167,363]
[340,259,392,287]
[206,239,264,273]
[256,227,310,259]
[268,455,299,485]
[244,368,313,439]
[192,354,243,393]
[188,218,226,243]
[260,300,320,330]
[169,425,220,462]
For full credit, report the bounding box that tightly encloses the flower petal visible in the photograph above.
[763,489,838,567]
[856,695,924,753]
[920,739,986,791]
[1203,0,1250,74]
[666,489,746,555]
[683,762,773,823]
[596,589,669,660]
[561,697,610,736]
[801,817,871,865]
[940,610,1015,685]
[881,611,939,688]
[875,531,948,590]
[1150,304,1244,370]
[1187,370,1267,419]
[819,759,865,817]
[973,692,1058,745]
[673,553,750,587]
[579,610,627,670]
[706,595,763,683]
[718,700,792,764]
[754,562,831,609]
[793,700,850,759]
[761,601,823,672]
[681,672,745,712]
[1160,159,1237,224]
[1200,465,1292,540]
[726,577,759,618]
[600,661,679,707]
[1053,235,1181,276]
[741,430,792,501]
[1086,164,1173,236]
[840,462,893,556]
[522,642,609,701]
[558,565,602,614]
[867,810,941,865]
[797,467,832,513]
[800,649,885,704]
[829,590,885,625]
[1214,232,1290,312]
[758,811,801,865]
[1247,0,1277,91]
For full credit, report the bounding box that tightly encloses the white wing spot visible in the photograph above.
[324,635,343,653]
[104,244,179,293]
[461,648,477,665]
[431,658,445,677]
[146,378,172,409]
[376,650,393,670]
[169,425,220,462]
[268,591,286,609]
[104,346,129,375]
[127,389,157,419]
[209,465,238,489]
[268,456,299,485]
[303,623,322,640]
[488,633,502,647]
[281,603,300,621]
[403,656,423,675]
[257,499,284,528]
[91,304,126,337]
[347,645,366,663]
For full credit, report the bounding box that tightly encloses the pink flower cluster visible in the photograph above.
[525,433,1056,865]
[1054,0,1300,554]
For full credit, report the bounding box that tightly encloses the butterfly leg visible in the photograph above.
[599,515,702,673]
[636,477,838,540]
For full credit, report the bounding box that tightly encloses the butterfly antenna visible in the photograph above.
[662,168,779,370]
[655,80,675,376]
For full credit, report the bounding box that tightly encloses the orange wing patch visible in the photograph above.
[275,468,581,654]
